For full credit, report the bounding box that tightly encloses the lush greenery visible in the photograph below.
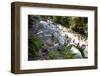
[28,32,43,60]
[48,50,58,59]
[60,45,75,59]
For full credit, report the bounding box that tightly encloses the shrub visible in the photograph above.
[28,32,43,59]
[60,45,74,59]
[48,50,58,59]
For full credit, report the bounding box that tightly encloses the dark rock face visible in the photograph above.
[28,15,41,33]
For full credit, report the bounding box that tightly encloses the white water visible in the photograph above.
[38,20,88,58]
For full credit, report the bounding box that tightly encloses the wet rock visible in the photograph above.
[70,46,83,58]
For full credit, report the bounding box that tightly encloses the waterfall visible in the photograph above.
[31,19,88,59]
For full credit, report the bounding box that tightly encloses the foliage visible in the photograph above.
[48,50,58,59]
[60,45,75,59]
[28,32,43,59]
[70,17,88,37]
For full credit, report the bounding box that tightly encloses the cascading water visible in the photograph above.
[38,20,88,58]
[29,15,88,60]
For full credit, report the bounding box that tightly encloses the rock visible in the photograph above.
[83,45,88,57]
[70,46,83,58]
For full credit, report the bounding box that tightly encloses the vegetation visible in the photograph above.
[60,45,75,59]
[28,15,88,60]
[28,32,43,60]
[41,16,88,38]
[48,50,58,59]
